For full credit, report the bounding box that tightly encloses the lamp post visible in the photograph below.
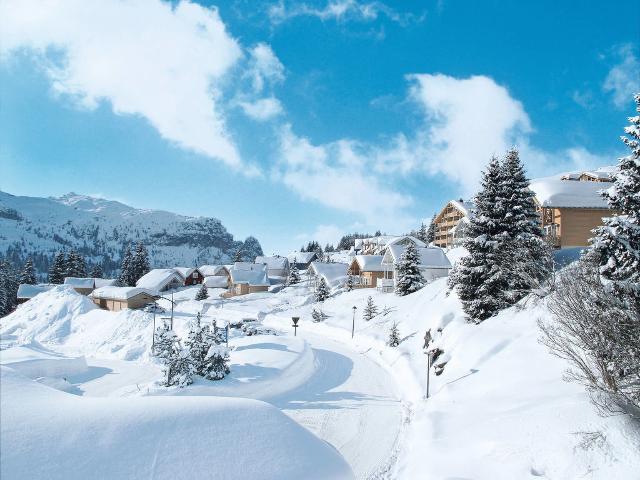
[292,316,300,336]
[426,350,434,399]
[351,306,357,339]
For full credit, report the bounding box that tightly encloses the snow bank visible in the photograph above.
[1,367,352,480]
[1,286,96,345]
[0,341,87,379]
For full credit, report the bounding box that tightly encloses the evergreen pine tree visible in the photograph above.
[0,261,19,316]
[19,258,37,285]
[154,321,176,360]
[118,245,133,286]
[166,347,195,387]
[346,274,355,291]
[233,248,243,262]
[395,242,424,296]
[66,250,87,278]
[130,242,150,284]
[195,283,209,300]
[362,296,379,321]
[426,214,437,244]
[48,251,67,284]
[448,156,510,321]
[416,222,428,243]
[387,321,400,347]
[501,149,552,302]
[202,344,230,380]
[287,262,301,285]
[90,263,103,278]
[315,277,330,302]
[592,94,640,305]
[185,313,210,375]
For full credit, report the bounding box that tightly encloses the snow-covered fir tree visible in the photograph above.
[48,251,67,284]
[0,261,19,316]
[195,283,209,301]
[202,343,230,380]
[242,236,264,260]
[501,148,551,301]
[592,93,640,304]
[395,242,424,296]
[65,250,86,278]
[315,277,330,302]
[153,321,176,361]
[346,274,355,291]
[387,321,400,347]
[118,245,133,286]
[362,296,378,321]
[448,156,510,321]
[426,214,437,244]
[311,308,328,322]
[233,248,243,262]
[19,258,37,285]
[185,313,210,375]
[90,263,103,278]
[166,347,195,387]
[416,222,428,244]
[288,262,301,285]
[130,242,150,284]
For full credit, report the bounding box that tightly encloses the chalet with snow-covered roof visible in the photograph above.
[530,168,618,248]
[380,245,452,292]
[347,255,385,288]
[224,262,270,297]
[255,255,290,278]
[16,284,55,304]
[91,286,158,311]
[199,265,231,288]
[136,269,184,293]
[432,199,475,249]
[173,267,203,286]
[63,277,96,295]
[308,261,349,290]
[286,251,318,270]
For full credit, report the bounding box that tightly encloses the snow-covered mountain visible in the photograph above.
[0,191,262,277]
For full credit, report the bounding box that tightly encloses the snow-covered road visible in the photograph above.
[270,332,403,480]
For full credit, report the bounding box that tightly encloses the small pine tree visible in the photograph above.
[315,277,330,302]
[195,283,209,301]
[426,214,437,244]
[118,244,133,286]
[90,263,103,278]
[233,248,243,262]
[153,321,176,361]
[387,322,400,347]
[311,308,328,322]
[346,274,355,291]
[288,262,301,285]
[65,250,87,278]
[185,313,210,375]
[166,347,195,387]
[130,242,150,285]
[395,242,424,296]
[202,344,230,380]
[362,296,378,321]
[416,222,428,244]
[19,258,37,285]
[0,261,19,315]
[48,251,67,284]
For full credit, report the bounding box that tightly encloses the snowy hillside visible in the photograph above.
[0,191,263,276]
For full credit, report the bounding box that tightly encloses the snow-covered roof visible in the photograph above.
[530,173,611,208]
[560,166,615,181]
[450,199,475,216]
[136,269,184,291]
[17,284,56,299]
[63,277,95,289]
[255,256,289,270]
[199,265,228,277]
[309,262,349,288]
[94,278,117,288]
[384,235,427,249]
[352,255,385,272]
[204,276,229,288]
[383,246,452,269]
[91,286,156,301]
[173,267,202,278]
[229,263,270,286]
[286,251,317,264]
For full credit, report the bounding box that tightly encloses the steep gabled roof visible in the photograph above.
[286,251,318,264]
[229,263,270,286]
[351,255,385,272]
[309,262,349,288]
[199,265,228,277]
[255,256,289,270]
[382,246,452,269]
[91,286,156,301]
[136,269,184,291]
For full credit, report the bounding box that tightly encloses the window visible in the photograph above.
[193,272,199,278]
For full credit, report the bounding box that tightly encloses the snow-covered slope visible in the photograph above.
[0,190,262,276]
[1,367,352,480]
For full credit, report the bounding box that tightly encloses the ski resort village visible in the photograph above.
[1,1,639,479]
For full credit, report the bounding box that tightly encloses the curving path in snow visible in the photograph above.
[268,332,404,480]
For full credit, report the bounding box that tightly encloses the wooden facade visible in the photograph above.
[347,258,385,288]
[433,201,470,248]
[92,292,157,311]
[538,205,613,248]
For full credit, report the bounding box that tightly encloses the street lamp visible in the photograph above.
[292,316,300,336]
[351,306,357,339]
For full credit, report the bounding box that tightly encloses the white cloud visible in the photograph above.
[295,224,345,247]
[603,44,640,109]
[239,97,283,121]
[0,0,243,168]
[268,0,423,26]
[246,43,285,93]
[275,124,413,229]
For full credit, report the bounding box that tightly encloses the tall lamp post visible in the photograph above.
[292,316,300,336]
[351,306,357,339]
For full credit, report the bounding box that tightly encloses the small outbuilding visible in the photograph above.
[347,255,385,288]
[63,277,96,295]
[16,284,55,304]
[174,267,204,286]
[255,256,290,279]
[226,262,270,297]
[308,262,349,290]
[286,251,318,270]
[91,286,158,312]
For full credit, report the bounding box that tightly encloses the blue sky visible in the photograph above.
[1,0,639,254]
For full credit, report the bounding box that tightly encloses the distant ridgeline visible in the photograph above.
[0,191,263,279]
